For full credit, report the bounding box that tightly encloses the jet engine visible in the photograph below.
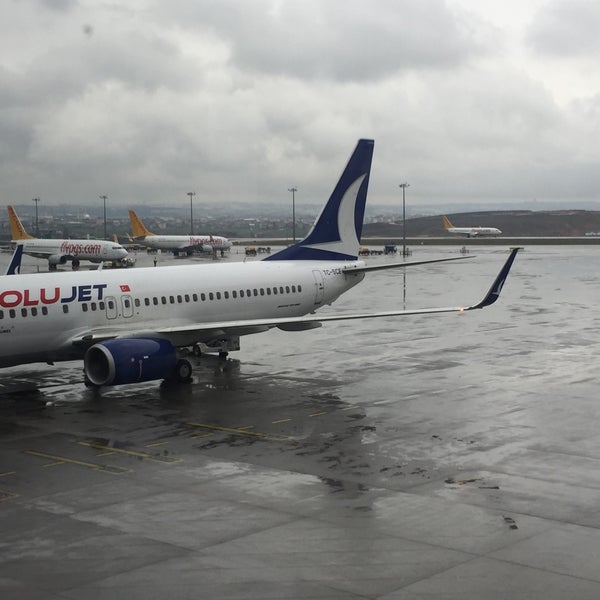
[48,254,68,266]
[83,338,191,386]
[200,245,213,253]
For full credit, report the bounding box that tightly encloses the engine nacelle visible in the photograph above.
[48,254,68,266]
[201,244,213,253]
[84,338,177,386]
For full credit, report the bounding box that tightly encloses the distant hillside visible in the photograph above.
[363,210,600,237]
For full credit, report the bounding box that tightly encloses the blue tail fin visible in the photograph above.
[6,244,24,275]
[265,139,374,261]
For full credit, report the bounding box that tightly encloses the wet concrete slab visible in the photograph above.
[2,246,600,598]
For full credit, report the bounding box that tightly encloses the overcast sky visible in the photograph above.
[2,0,600,211]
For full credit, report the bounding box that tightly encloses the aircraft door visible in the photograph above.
[105,296,118,320]
[312,270,324,306]
[121,295,134,318]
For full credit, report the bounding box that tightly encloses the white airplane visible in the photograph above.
[7,205,129,270]
[443,215,502,238]
[0,139,519,388]
[128,210,232,256]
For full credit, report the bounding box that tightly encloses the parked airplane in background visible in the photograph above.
[128,210,231,256]
[0,140,519,388]
[443,216,502,238]
[7,205,129,270]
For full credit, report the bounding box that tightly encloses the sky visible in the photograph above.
[1,0,600,211]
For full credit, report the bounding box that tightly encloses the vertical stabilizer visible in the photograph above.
[7,206,35,240]
[129,210,155,238]
[5,244,24,275]
[265,139,374,261]
[442,216,454,230]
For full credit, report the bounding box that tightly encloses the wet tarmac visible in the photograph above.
[2,245,600,599]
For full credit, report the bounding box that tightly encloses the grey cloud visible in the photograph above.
[527,0,600,56]
[161,0,488,81]
[38,0,78,11]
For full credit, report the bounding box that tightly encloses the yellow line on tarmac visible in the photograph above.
[24,450,127,474]
[145,441,169,448]
[78,442,180,463]
[186,422,296,443]
[0,471,16,477]
[309,411,328,417]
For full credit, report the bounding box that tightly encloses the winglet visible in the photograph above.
[5,244,24,275]
[7,205,35,240]
[467,248,521,310]
[129,210,154,238]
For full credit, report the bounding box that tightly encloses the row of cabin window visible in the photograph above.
[0,302,109,318]
[138,284,303,307]
[0,306,50,319]
[0,284,304,319]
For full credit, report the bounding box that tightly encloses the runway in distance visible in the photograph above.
[0,139,519,388]
[7,205,129,270]
[128,210,232,256]
[443,215,502,237]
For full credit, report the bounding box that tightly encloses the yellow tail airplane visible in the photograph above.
[442,215,501,238]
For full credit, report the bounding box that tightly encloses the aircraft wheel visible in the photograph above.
[174,358,192,382]
[218,351,228,360]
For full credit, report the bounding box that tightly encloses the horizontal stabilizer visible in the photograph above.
[342,255,473,274]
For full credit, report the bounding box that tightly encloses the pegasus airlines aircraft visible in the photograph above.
[442,215,502,238]
[7,205,129,270]
[128,210,231,256]
[0,140,520,388]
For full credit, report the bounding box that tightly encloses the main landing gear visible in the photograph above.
[192,344,228,360]
[191,337,239,360]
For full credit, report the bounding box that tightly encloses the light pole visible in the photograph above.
[399,183,410,256]
[32,197,40,236]
[100,195,107,240]
[187,192,196,235]
[288,187,297,241]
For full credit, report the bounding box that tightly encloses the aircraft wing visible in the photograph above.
[70,248,520,348]
[179,241,214,253]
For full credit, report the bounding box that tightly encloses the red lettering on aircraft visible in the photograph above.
[0,284,107,309]
[59,241,102,256]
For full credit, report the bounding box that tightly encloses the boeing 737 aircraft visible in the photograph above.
[128,210,231,256]
[443,215,502,238]
[7,205,129,270]
[0,140,519,388]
